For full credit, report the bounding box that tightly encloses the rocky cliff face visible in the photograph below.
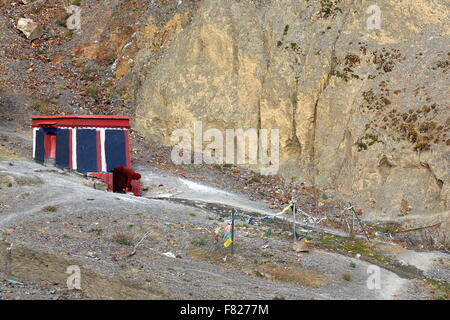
[133,0,449,220]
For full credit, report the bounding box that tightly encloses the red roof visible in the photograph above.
[32,115,131,120]
[32,115,131,129]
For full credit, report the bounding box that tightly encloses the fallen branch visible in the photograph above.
[128,232,150,258]
[348,203,370,241]
[393,222,441,234]
[297,207,327,224]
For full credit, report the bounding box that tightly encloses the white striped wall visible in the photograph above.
[71,128,77,171]
[32,127,38,159]
[99,128,107,172]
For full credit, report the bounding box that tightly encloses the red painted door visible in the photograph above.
[44,134,56,158]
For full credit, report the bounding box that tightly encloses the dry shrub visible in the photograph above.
[255,264,327,288]
[0,146,18,159]
[29,100,61,115]
[112,232,134,246]
[398,226,449,251]
[187,242,228,263]
[42,205,57,212]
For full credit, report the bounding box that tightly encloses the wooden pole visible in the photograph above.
[349,202,370,241]
[292,200,297,243]
[231,209,236,255]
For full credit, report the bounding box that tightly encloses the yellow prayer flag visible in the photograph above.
[224,237,233,248]
[214,227,221,235]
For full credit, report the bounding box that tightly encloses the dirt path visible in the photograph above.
[1,157,447,299]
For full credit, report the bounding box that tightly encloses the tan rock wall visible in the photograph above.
[134,0,449,219]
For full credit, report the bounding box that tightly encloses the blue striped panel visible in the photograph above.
[55,129,70,169]
[76,129,97,174]
[35,129,45,164]
[105,130,126,172]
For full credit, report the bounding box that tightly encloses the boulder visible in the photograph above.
[293,240,309,253]
[17,18,43,40]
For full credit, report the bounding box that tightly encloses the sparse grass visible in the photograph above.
[31,102,42,112]
[187,244,229,263]
[349,262,356,268]
[0,146,19,159]
[272,296,286,300]
[414,135,431,151]
[42,205,57,212]
[342,273,352,281]
[81,67,98,80]
[190,243,327,288]
[191,237,207,247]
[425,279,450,300]
[186,211,197,217]
[399,199,411,216]
[86,87,98,97]
[256,264,327,288]
[112,232,133,246]
[355,133,382,152]
[250,174,263,183]
[28,100,60,115]
[56,17,67,28]
[319,0,342,18]
[318,235,389,264]
[89,228,103,236]
[371,222,400,234]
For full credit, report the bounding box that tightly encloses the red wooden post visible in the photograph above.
[96,130,102,172]
[124,129,131,169]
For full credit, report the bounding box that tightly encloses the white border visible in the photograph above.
[99,128,106,172]
[71,128,77,170]
[32,127,38,159]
